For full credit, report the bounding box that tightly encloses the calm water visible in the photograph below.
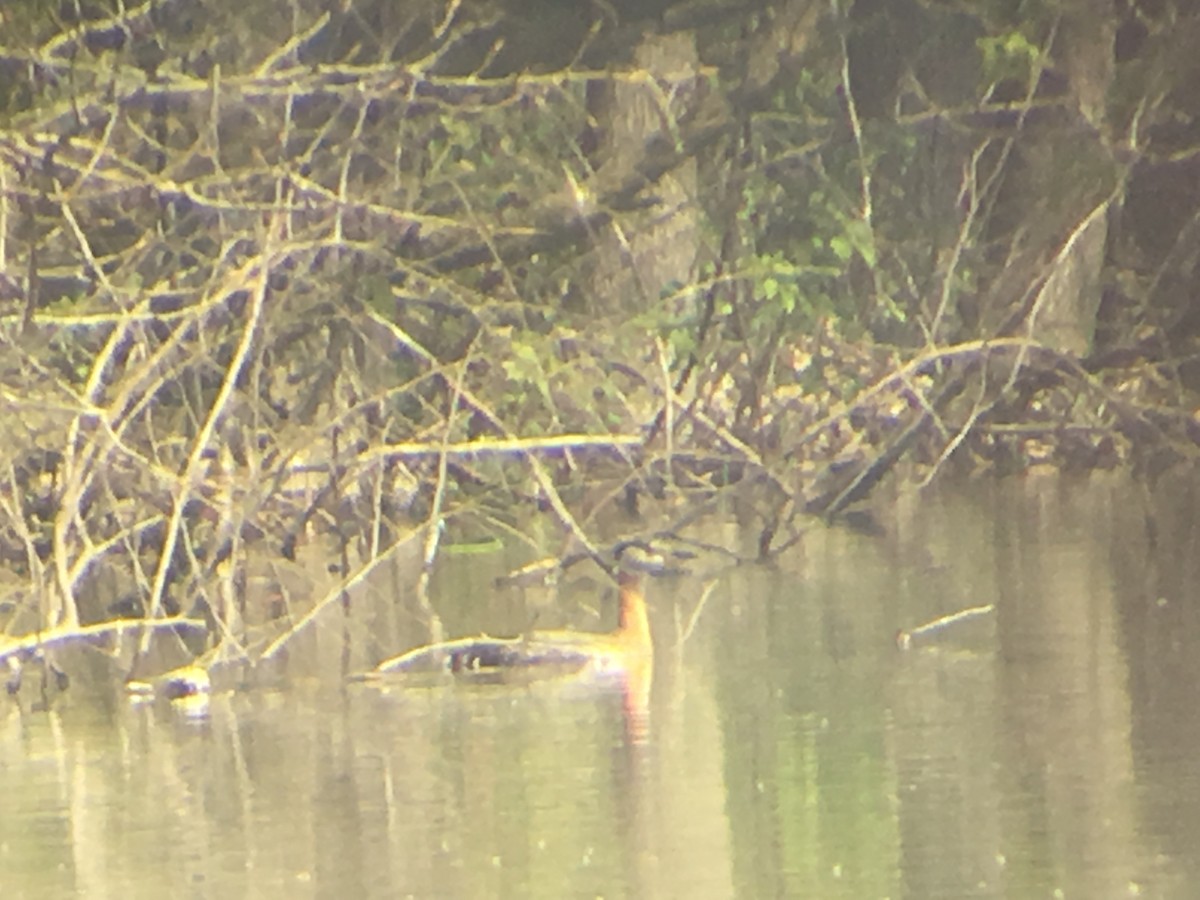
[4,472,1200,898]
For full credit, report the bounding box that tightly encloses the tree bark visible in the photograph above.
[589,32,700,316]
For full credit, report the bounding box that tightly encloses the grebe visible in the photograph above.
[370,566,651,679]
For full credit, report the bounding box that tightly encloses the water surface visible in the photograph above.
[3,472,1199,898]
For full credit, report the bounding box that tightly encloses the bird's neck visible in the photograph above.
[616,571,652,653]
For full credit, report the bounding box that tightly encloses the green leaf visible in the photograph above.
[361,274,394,315]
[830,235,852,261]
[845,218,877,267]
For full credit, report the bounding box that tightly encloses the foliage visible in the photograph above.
[0,0,1199,687]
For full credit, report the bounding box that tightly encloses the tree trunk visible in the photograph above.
[1028,1,1115,356]
[589,32,700,316]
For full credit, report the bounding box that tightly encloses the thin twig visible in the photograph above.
[677,578,718,647]
[141,210,278,648]
[0,618,208,666]
[896,604,995,650]
[259,527,426,663]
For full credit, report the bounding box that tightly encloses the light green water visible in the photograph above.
[3,472,1199,898]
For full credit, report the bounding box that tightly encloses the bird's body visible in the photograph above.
[372,570,651,681]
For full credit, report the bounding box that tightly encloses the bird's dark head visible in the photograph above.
[612,539,668,576]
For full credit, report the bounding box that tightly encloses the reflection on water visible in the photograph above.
[4,473,1200,898]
